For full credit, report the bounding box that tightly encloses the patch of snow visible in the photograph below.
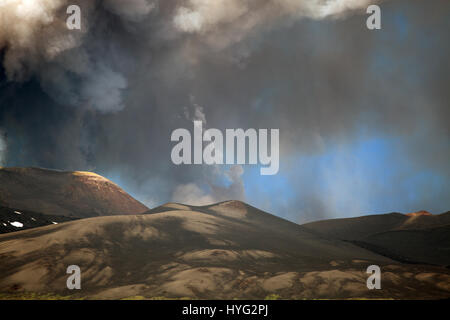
[10,221,23,228]
[31,217,36,221]
[52,222,58,225]
[2,223,7,227]
[14,211,22,215]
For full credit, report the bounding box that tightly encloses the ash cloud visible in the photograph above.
[0,0,157,112]
[0,0,449,221]
[174,97,246,205]
[172,164,245,206]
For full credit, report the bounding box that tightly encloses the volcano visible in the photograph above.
[0,167,148,218]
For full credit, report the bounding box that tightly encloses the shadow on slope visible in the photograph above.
[0,201,449,299]
[303,211,450,266]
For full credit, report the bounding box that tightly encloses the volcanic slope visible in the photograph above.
[303,211,450,266]
[0,201,449,299]
[0,167,148,218]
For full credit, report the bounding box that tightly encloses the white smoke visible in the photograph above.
[172,183,216,206]
[172,0,381,49]
[175,99,245,205]
[0,0,157,112]
[174,0,349,34]
[0,0,82,81]
[172,165,246,206]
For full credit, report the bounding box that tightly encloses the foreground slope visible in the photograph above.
[0,167,148,218]
[303,211,450,266]
[0,201,449,299]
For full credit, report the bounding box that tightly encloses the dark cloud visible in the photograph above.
[0,0,448,220]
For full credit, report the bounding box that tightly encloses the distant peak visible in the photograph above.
[213,200,248,208]
[406,210,432,217]
[1,167,107,179]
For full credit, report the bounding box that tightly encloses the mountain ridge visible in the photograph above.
[302,211,450,266]
[0,199,449,299]
[0,167,149,218]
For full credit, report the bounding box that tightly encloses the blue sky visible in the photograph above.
[242,133,448,223]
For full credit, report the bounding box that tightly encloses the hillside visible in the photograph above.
[303,211,450,266]
[0,167,148,218]
[0,201,449,299]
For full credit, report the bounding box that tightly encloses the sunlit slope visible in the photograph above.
[0,167,148,218]
[1,201,449,299]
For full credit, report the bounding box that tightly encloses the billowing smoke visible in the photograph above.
[0,0,449,222]
[0,0,157,112]
[0,0,381,112]
[172,0,378,46]
[175,97,246,205]
[172,164,245,206]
